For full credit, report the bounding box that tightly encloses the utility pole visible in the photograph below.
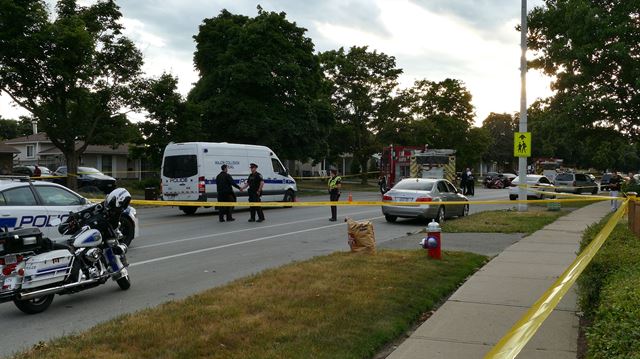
[518,0,528,211]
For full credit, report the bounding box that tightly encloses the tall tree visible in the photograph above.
[527,1,640,144]
[320,46,402,183]
[189,7,333,161]
[402,78,475,150]
[0,0,143,188]
[133,73,201,170]
[481,112,517,171]
[0,116,33,140]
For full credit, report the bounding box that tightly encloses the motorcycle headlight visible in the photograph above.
[84,248,102,263]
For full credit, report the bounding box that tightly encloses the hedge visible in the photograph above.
[578,220,640,358]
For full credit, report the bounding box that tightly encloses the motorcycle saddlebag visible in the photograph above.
[0,228,45,256]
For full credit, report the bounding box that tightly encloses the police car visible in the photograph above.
[0,177,138,246]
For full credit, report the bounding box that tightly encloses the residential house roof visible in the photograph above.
[0,144,20,154]
[3,132,130,155]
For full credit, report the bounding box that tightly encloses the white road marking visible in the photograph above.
[133,208,381,250]
[130,215,385,267]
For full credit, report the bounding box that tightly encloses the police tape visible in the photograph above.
[484,199,629,359]
[113,196,620,208]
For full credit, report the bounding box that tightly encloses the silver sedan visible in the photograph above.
[381,178,469,223]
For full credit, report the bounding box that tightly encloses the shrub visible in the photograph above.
[586,267,640,358]
[578,222,640,317]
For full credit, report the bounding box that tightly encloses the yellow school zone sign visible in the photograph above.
[514,132,531,157]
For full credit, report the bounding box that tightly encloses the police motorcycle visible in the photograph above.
[0,188,132,314]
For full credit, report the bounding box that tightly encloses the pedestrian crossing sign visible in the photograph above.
[514,132,531,157]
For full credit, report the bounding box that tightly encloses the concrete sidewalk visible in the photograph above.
[386,201,611,359]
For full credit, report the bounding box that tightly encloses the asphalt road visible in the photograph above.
[0,187,514,357]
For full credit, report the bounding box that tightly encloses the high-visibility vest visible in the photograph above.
[328,175,341,190]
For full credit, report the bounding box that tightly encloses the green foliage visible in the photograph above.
[0,117,32,140]
[320,46,402,184]
[527,1,640,170]
[578,221,640,317]
[349,160,360,175]
[189,7,333,161]
[481,112,516,170]
[586,267,640,359]
[133,73,201,169]
[0,0,144,188]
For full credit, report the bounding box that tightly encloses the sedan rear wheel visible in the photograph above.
[384,215,397,223]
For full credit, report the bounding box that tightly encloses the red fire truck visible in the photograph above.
[379,145,428,188]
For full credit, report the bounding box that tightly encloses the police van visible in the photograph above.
[161,142,297,215]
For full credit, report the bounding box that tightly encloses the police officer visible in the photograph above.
[216,164,241,222]
[241,163,265,222]
[328,168,341,221]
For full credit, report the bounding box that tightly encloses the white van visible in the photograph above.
[161,142,297,215]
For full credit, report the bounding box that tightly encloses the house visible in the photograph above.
[3,133,142,179]
[0,143,20,175]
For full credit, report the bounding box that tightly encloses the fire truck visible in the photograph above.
[379,145,456,188]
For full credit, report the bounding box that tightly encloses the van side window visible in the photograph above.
[271,159,286,175]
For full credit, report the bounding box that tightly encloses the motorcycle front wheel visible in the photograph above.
[14,294,54,314]
[116,275,131,290]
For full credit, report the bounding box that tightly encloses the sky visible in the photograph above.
[0,0,553,127]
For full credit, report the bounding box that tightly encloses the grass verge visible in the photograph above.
[16,250,486,359]
[442,207,569,234]
[577,219,640,358]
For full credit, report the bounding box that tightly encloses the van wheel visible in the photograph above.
[283,190,295,208]
[384,215,397,223]
[180,206,197,215]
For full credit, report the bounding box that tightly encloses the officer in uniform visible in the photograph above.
[241,163,265,222]
[328,168,341,221]
[215,164,241,222]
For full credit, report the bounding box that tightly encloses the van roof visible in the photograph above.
[166,142,273,152]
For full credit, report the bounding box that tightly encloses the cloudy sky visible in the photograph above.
[0,0,552,126]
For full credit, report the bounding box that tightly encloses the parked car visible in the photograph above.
[508,175,555,200]
[0,178,137,245]
[12,165,54,178]
[53,166,116,194]
[381,178,469,223]
[599,173,613,191]
[553,173,598,194]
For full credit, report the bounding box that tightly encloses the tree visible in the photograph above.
[0,116,33,140]
[133,73,201,170]
[0,0,144,188]
[527,1,640,148]
[189,7,333,161]
[320,46,402,183]
[481,112,517,171]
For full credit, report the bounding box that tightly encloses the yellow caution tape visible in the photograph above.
[484,199,629,359]
[110,196,617,208]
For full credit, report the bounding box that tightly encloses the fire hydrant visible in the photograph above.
[420,220,442,260]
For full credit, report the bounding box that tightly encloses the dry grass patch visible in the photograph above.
[17,250,486,359]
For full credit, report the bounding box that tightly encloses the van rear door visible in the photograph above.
[162,153,201,201]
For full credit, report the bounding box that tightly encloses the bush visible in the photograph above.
[577,222,640,318]
[586,267,640,358]
[578,218,640,358]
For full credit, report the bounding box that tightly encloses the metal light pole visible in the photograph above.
[518,0,528,211]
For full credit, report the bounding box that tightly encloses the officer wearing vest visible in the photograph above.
[328,168,342,221]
